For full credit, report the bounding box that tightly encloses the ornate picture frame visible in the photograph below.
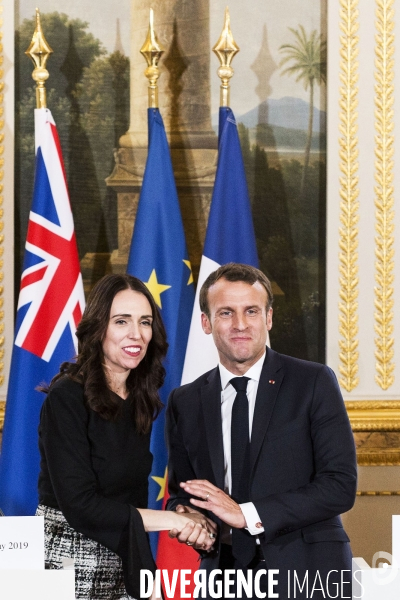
[347,401,400,466]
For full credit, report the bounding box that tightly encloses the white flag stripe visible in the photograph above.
[181,255,220,384]
[34,107,51,153]
[19,260,47,279]
[42,273,85,361]
[29,211,73,240]
[33,108,74,240]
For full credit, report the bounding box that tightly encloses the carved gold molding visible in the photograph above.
[357,491,400,496]
[346,400,400,430]
[0,398,4,430]
[0,0,4,387]
[357,452,400,466]
[346,400,400,465]
[338,0,360,392]
[374,0,395,390]
[347,400,400,465]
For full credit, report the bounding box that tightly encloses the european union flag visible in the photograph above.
[127,108,194,555]
[182,106,258,384]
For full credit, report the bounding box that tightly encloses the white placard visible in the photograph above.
[0,516,44,569]
[1,569,75,599]
[352,557,400,600]
[393,516,400,567]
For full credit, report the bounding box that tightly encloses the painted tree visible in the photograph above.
[279,25,326,196]
[16,13,130,267]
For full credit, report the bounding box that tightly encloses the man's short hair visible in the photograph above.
[199,262,274,318]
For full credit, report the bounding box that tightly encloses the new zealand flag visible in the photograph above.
[0,108,85,515]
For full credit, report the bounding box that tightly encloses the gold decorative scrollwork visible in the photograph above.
[346,400,400,464]
[0,0,4,388]
[374,0,395,390]
[357,491,400,496]
[346,400,400,430]
[357,452,400,466]
[338,0,360,392]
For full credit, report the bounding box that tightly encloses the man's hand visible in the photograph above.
[180,480,246,529]
[168,505,218,552]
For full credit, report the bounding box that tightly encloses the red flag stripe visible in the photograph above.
[20,265,48,290]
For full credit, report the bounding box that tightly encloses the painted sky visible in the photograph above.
[18,0,326,116]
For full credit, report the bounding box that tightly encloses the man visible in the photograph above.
[166,263,357,599]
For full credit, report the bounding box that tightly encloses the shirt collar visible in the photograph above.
[219,351,266,392]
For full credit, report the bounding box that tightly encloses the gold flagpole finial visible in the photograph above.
[212,7,239,108]
[140,8,165,109]
[25,8,53,109]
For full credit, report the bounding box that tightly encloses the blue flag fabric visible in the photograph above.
[204,106,259,266]
[182,106,258,384]
[0,108,85,515]
[127,108,194,554]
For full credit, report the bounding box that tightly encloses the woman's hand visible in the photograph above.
[136,508,217,551]
[168,506,217,552]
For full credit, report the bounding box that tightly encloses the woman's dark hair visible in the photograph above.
[47,274,168,433]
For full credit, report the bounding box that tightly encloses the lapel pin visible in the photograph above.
[269,380,275,385]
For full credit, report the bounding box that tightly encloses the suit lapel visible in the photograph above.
[250,348,284,472]
[201,368,225,489]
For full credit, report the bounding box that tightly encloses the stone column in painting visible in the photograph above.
[106,0,217,278]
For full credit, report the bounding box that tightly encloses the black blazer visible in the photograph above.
[166,348,357,593]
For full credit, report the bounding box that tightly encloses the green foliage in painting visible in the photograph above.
[238,122,326,362]
[15,12,130,284]
[279,25,326,197]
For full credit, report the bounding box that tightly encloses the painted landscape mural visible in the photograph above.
[15,0,327,362]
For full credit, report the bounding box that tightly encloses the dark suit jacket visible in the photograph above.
[166,348,357,594]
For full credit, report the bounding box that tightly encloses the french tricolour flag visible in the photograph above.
[181,107,259,384]
[0,108,85,515]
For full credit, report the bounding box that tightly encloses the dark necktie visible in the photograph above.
[230,377,250,501]
[230,377,256,566]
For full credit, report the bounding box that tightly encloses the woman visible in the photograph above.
[36,274,214,600]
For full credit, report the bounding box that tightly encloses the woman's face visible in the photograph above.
[102,289,153,375]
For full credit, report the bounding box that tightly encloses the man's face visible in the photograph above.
[201,278,272,374]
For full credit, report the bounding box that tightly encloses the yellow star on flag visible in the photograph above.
[144,269,171,308]
[152,467,168,502]
[183,260,193,285]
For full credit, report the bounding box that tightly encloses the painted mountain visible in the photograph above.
[237,96,326,132]
[212,97,326,133]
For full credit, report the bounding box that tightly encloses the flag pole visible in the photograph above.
[212,6,240,108]
[140,9,164,109]
[25,8,53,109]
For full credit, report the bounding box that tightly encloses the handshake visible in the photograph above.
[168,504,217,552]
[167,478,248,552]
[141,478,246,553]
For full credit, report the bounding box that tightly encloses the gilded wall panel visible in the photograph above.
[373,0,395,391]
[328,0,400,463]
[338,0,360,392]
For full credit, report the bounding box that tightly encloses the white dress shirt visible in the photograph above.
[219,353,266,541]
